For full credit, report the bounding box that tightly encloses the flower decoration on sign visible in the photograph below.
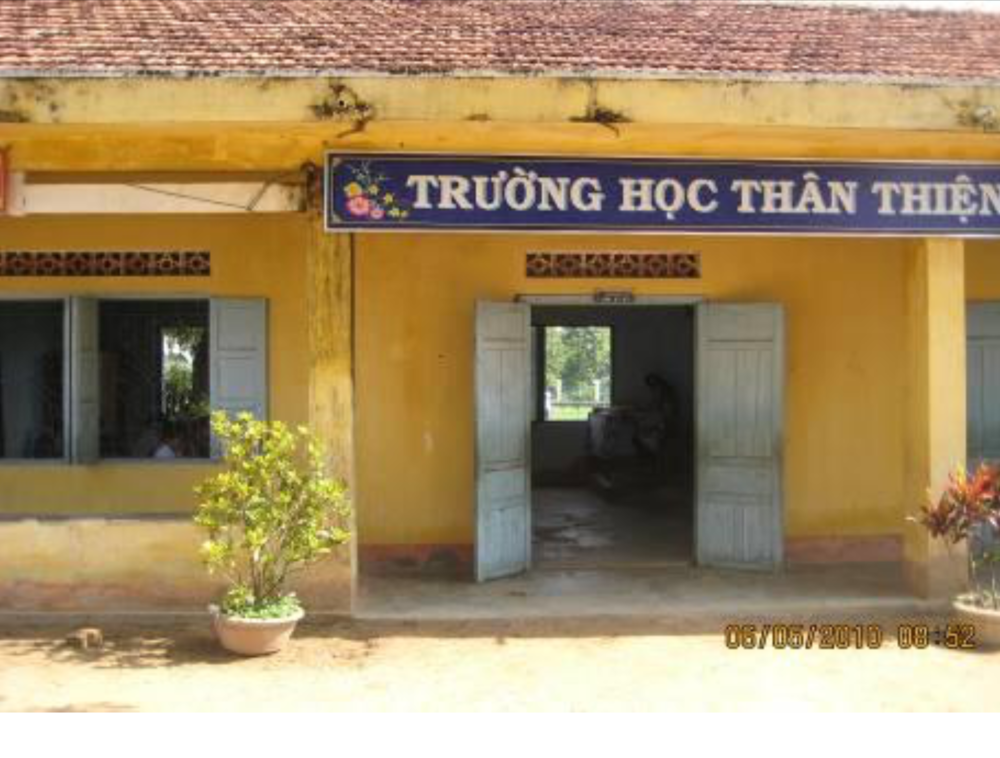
[342,162,410,221]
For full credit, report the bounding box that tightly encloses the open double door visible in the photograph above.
[474,300,785,582]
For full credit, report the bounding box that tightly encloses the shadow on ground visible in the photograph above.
[0,620,233,670]
[39,702,137,713]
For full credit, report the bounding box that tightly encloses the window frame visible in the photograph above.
[0,292,266,467]
[96,295,213,464]
[0,294,71,465]
[536,323,615,424]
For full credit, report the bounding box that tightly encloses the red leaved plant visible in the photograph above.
[917,464,1000,544]
[914,463,1000,609]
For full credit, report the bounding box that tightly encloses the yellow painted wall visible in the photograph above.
[0,517,352,611]
[966,239,1000,300]
[356,233,910,546]
[5,76,1000,134]
[4,77,1000,560]
[0,214,310,514]
[3,76,994,603]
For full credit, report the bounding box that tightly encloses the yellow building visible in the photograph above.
[2,0,999,612]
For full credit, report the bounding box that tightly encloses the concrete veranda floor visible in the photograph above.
[357,563,942,621]
[533,486,693,569]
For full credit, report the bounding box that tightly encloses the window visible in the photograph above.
[0,301,65,459]
[542,325,612,421]
[99,300,210,459]
[0,296,266,464]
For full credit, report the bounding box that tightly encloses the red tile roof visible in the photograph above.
[1,0,1000,83]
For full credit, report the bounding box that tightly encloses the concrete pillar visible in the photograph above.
[903,237,968,599]
[306,221,357,609]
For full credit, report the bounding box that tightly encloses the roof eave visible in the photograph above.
[3,67,1000,89]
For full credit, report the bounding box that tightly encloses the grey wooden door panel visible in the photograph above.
[478,503,529,579]
[702,461,773,496]
[967,303,1000,469]
[982,347,1000,458]
[704,304,777,341]
[698,499,776,565]
[704,349,739,457]
[968,342,983,464]
[968,302,1000,338]
[704,346,775,458]
[482,467,527,499]
[480,348,527,464]
[698,490,777,565]
[697,303,784,569]
[476,301,532,582]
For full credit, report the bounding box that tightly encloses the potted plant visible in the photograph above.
[915,463,1000,646]
[195,411,351,656]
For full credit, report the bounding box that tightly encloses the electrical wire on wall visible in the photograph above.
[121,167,311,212]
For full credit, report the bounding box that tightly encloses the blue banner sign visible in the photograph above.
[325,153,1000,236]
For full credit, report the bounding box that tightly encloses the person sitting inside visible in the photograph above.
[152,422,185,459]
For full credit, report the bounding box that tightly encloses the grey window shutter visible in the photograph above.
[210,299,268,453]
[70,297,100,464]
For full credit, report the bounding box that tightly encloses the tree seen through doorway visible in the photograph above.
[544,326,612,421]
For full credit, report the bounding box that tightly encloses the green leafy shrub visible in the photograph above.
[195,411,351,618]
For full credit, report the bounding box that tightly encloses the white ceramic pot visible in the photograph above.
[952,599,1000,648]
[209,604,305,656]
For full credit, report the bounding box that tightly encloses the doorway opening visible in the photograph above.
[530,305,696,569]
[475,299,781,581]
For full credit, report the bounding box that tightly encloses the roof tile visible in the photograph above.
[1,0,1000,82]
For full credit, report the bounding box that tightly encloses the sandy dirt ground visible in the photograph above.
[1,615,998,712]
